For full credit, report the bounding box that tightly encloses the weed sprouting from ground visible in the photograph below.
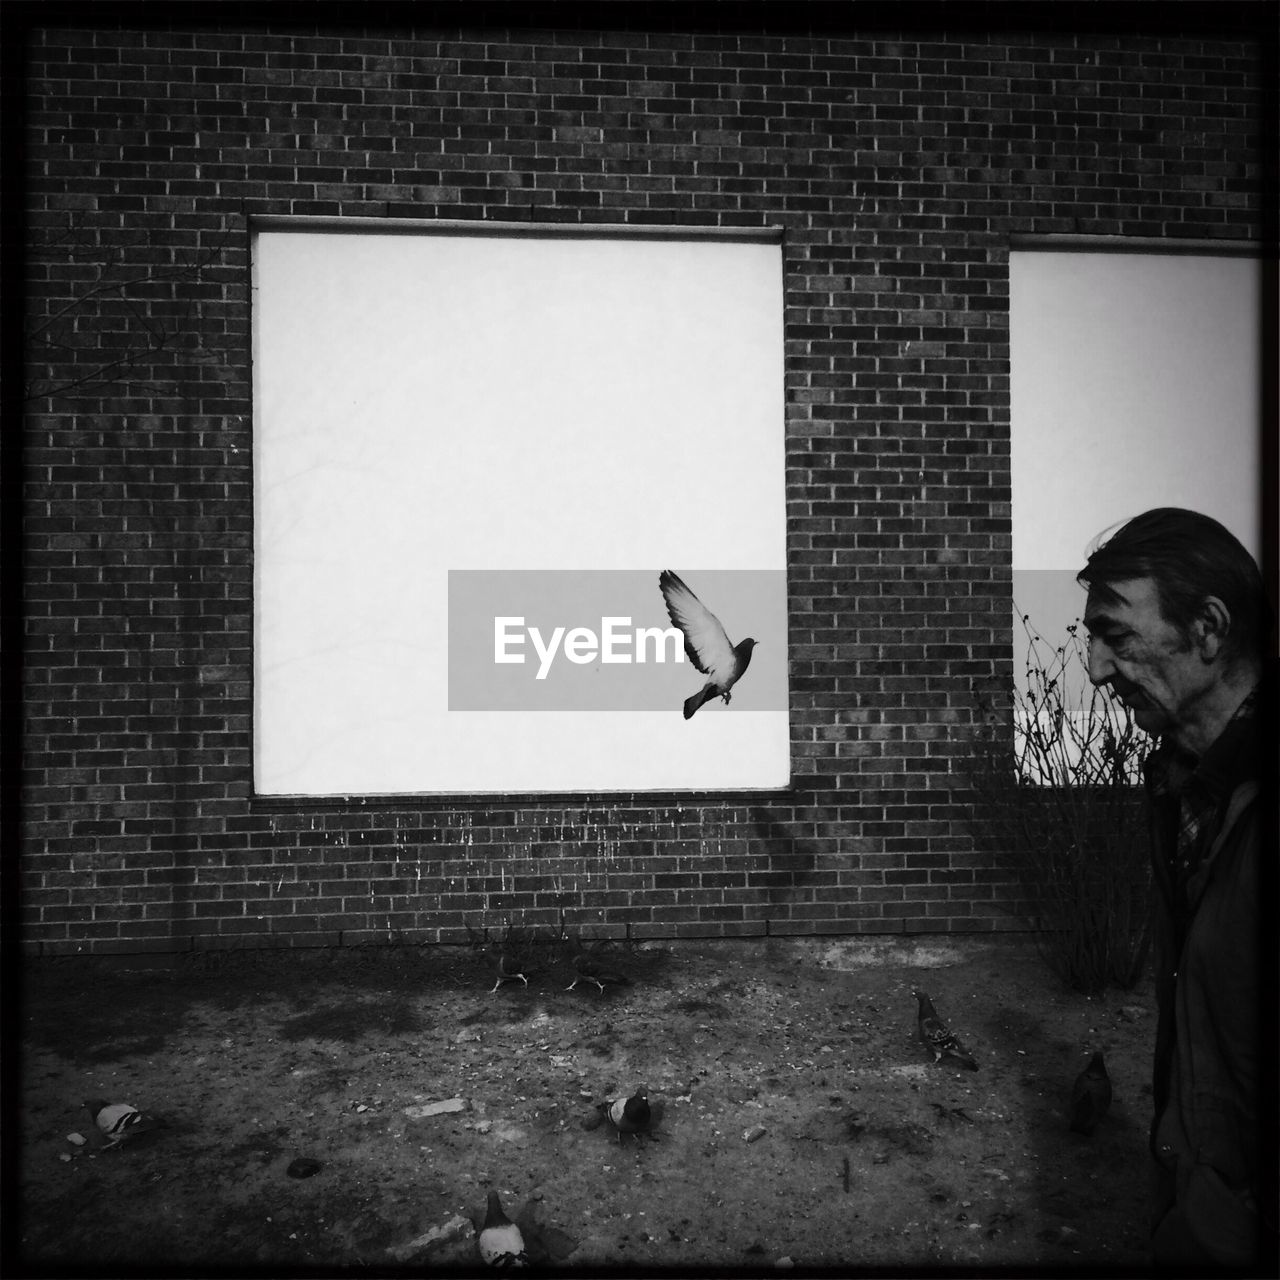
[969,614,1153,995]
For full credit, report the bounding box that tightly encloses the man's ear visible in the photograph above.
[1192,596,1232,661]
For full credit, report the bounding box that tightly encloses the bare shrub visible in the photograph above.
[969,614,1153,995]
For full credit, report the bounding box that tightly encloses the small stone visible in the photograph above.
[889,1064,929,1080]
[66,1133,86,1146]
[403,1098,467,1119]
[386,1214,472,1260]
[744,1125,767,1144]
[59,1152,72,1163]
[775,1256,795,1269]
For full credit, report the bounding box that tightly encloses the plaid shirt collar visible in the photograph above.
[1144,684,1260,892]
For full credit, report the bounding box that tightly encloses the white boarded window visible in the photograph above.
[1011,247,1264,712]
[252,222,789,796]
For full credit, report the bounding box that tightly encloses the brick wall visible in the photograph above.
[19,13,1267,954]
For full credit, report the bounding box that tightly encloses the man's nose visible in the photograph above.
[1085,640,1114,687]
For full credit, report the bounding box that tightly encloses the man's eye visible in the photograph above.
[1087,630,1129,650]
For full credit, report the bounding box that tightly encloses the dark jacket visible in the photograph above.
[1145,691,1267,1266]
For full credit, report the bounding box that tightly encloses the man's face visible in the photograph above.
[1082,576,1211,740]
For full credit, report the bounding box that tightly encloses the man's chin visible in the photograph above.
[1130,704,1169,736]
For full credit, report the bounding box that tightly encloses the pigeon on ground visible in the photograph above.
[488,923,539,994]
[84,1099,164,1146]
[477,1190,530,1268]
[912,990,978,1071]
[1069,1051,1112,1135]
[658,570,757,719]
[564,933,631,995]
[489,941,528,994]
[599,1088,653,1144]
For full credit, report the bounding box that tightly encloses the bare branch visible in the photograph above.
[25,217,238,404]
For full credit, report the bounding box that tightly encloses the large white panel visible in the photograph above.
[1010,249,1264,727]
[252,228,788,795]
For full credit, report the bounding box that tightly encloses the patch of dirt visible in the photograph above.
[17,935,1155,1271]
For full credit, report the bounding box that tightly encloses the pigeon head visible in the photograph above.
[912,989,938,1016]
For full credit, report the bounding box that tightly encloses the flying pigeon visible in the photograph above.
[477,1190,530,1268]
[658,570,757,719]
[912,990,978,1071]
[84,1099,164,1146]
[599,1088,653,1144]
[564,933,631,995]
[1069,1051,1112,1135]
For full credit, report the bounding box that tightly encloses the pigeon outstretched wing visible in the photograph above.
[660,570,735,678]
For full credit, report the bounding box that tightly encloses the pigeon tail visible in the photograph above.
[683,683,719,720]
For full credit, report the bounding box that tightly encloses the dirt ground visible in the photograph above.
[17,933,1157,1275]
